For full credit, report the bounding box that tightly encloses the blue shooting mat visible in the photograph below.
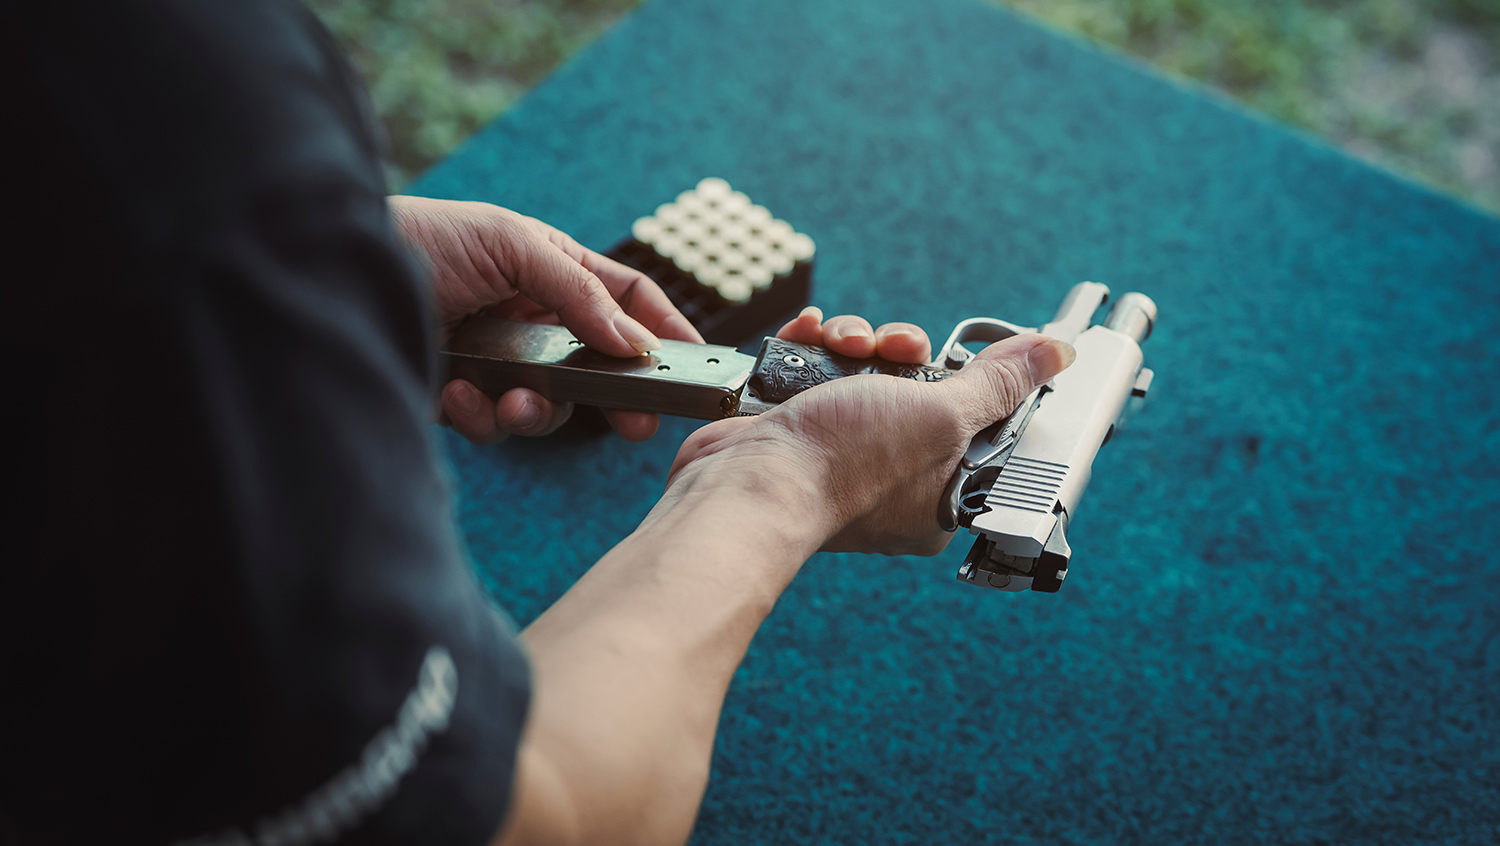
[409,0,1500,841]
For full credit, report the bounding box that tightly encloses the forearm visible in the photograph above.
[496,465,828,846]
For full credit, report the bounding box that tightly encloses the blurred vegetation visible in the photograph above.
[309,0,1498,213]
[307,0,640,183]
[1003,0,1499,212]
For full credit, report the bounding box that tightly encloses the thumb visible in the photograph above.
[942,334,1077,431]
[509,235,662,358]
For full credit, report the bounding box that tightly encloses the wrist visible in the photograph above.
[651,448,833,562]
[513,443,831,846]
[523,450,829,688]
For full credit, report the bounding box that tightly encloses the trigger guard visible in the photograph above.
[935,318,1035,369]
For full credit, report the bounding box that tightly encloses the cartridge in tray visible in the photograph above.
[606,178,814,346]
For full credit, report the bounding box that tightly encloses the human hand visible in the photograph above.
[665,308,1076,556]
[390,195,704,443]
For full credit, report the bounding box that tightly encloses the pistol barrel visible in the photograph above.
[1103,292,1157,343]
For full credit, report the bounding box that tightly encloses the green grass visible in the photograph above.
[999,0,1499,212]
[309,0,1499,214]
[307,0,640,184]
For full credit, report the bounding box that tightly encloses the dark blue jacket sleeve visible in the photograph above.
[0,2,529,844]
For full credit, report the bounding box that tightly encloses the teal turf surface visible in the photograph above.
[411,0,1500,841]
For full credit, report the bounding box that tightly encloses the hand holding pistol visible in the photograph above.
[441,282,1156,592]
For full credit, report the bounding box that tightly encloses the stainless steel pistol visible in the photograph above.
[442,281,1155,593]
[935,283,1155,592]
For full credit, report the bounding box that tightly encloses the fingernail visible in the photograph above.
[1028,339,1077,383]
[798,305,823,322]
[613,311,662,354]
[830,323,871,343]
[507,397,540,430]
[450,383,481,417]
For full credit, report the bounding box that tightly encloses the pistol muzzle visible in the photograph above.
[1102,292,1157,343]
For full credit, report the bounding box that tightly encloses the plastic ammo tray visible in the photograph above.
[606,177,815,348]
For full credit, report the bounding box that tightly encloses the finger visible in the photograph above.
[486,294,556,323]
[507,232,661,358]
[494,389,574,438]
[578,248,704,344]
[545,225,704,345]
[820,315,877,358]
[872,322,932,364]
[443,380,506,445]
[602,408,661,442]
[942,335,1076,432]
[775,306,824,344]
[443,381,573,443]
